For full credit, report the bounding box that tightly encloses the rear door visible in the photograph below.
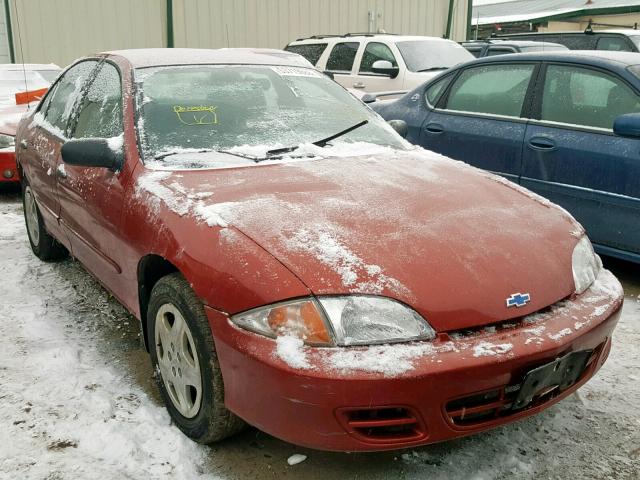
[419,62,539,181]
[522,63,640,257]
[19,60,98,241]
[57,60,130,297]
[324,41,360,90]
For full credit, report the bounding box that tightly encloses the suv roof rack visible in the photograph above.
[294,32,399,41]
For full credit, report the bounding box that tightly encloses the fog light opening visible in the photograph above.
[2,169,14,179]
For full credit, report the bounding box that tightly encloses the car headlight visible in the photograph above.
[572,236,602,294]
[231,296,435,346]
[0,134,15,149]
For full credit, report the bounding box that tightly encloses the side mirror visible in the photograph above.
[61,137,123,171]
[361,93,376,104]
[323,70,335,80]
[372,60,400,79]
[388,119,408,138]
[613,113,640,138]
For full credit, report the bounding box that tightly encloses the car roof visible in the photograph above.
[103,48,314,68]
[0,63,60,71]
[464,50,640,67]
[289,34,453,44]
[500,29,639,37]
[463,40,566,48]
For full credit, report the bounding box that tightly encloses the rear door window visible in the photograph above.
[559,34,596,49]
[445,64,536,117]
[326,42,359,72]
[425,74,453,107]
[284,43,328,66]
[540,64,640,129]
[359,42,397,74]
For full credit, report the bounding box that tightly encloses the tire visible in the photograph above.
[147,273,244,443]
[22,180,68,261]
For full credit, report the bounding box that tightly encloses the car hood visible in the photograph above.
[140,146,580,332]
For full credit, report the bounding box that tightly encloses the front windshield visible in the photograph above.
[631,36,640,50]
[396,40,473,72]
[135,64,406,161]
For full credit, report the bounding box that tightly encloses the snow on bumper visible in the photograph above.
[207,269,623,452]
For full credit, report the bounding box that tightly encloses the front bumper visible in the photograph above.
[207,269,623,452]
[0,148,19,183]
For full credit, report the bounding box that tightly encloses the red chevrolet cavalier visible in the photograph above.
[16,48,623,451]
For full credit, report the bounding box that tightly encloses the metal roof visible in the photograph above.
[103,48,314,68]
[473,0,640,26]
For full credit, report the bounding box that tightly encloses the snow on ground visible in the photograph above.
[0,199,217,479]
[0,193,638,479]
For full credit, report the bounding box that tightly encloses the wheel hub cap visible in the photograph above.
[155,304,202,418]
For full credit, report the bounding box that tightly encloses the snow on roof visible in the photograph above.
[473,0,640,26]
[104,48,314,69]
[0,63,60,70]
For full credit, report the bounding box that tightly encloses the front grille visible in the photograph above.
[445,345,603,428]
[336,406,427,444]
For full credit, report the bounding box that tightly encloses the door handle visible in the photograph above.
[353,82,366,89]
[20,139,28,150]
[425,123,444,134]
[528,137,556,151]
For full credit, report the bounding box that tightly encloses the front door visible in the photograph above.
[351,41,404,92]
[521,63,640,257]
[56,60,130,299]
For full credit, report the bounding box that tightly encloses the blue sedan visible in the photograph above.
[372,51,640,264]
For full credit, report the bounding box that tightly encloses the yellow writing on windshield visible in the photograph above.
[173,105,218,126]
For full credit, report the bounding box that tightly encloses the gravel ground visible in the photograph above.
[0,189,638,480]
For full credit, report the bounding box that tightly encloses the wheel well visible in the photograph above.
[138,254,178,351]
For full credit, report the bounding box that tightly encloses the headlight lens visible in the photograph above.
[0,134,15,149]
[572,236,601,294]
[231,296,435,346]
[319,296,436,346]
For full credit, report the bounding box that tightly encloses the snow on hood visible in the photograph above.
[135,145,581,331]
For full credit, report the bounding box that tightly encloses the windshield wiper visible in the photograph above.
[416,67,449,72]
[265,119,369,157]
[154,148,259,162]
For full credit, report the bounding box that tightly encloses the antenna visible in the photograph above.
[11,0,29,109]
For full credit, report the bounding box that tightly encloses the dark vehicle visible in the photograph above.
[496,29,640,52]
[462,40,568,57]
[372,51,640,263]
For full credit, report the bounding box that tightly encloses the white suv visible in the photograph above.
[285,33,473,93]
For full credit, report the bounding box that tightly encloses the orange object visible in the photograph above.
[15,87,48,105]
[267,301,331,344]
